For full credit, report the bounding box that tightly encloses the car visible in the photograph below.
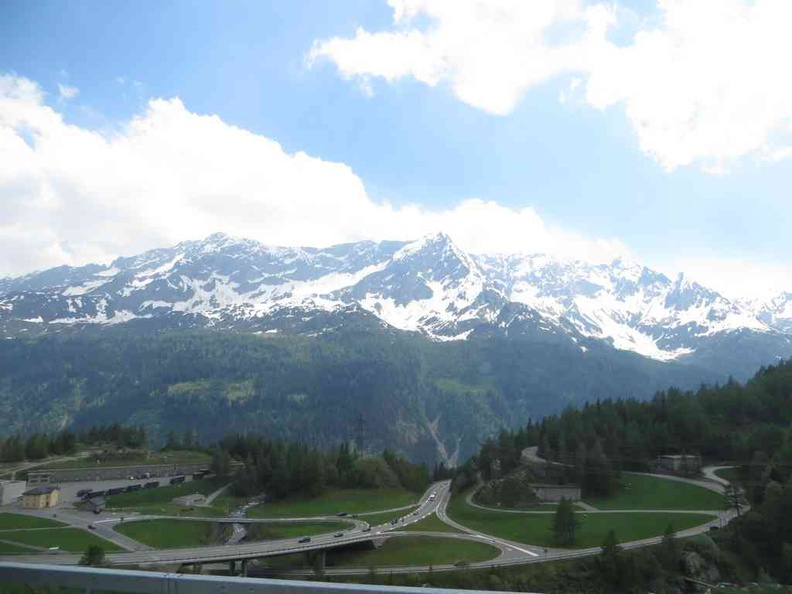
[333,532,344,538]
[88,524,96,530]
[390,519,398,525]
[454,561,469,568]
[77,489,91,498]
[298,537,311,543]
[362,526,372,532]
[336,512,348,517]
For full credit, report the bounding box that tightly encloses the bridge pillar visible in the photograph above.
[241,559,248,577]
[229,560,236,575]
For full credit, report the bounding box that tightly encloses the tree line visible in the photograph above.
[212,436,430,501]
[0,424,147,463]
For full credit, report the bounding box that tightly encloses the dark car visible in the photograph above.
[362,526,372,532]
[333,532,344,538]
[88,524,96,530]
[298,537,311,543]
[77,489,91,498]
[336,511,348,517]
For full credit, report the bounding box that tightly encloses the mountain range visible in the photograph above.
[1,232,790,463]
[1,232,790,378]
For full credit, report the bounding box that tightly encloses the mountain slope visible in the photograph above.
[0,328,714,465]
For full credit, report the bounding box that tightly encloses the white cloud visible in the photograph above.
[57,83,79,101]
[667,258,792,301]
[0,74,626,278]
[309,0,603,116]
[310,0,792,172]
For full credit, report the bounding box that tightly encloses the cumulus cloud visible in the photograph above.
[310,0,792,172]
[0,74,626,278]
[669,258,792,301]
[57,83,79,101]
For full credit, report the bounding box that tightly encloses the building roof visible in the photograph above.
[23,486,61,495]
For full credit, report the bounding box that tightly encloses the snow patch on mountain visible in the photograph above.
[0,232,786,363]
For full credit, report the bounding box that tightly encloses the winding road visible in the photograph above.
[0,457,745,575]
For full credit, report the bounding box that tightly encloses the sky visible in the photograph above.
[0,0,790,300]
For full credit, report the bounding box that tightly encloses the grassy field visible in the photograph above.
[242,521,351,542]
[115,502,231,517]
[447,492,713,548]
[358,507,417,526]
[0,541,35,554]
[246,488,417,518]
[105,479,223,511]
[0,528,122,553]
[0,513,65,530]
[586,473,725,510]
[396,513,462,533]
[327,536,499,568]
[34,449,211,470]
[713,467,742,483]
[115,519,229,549]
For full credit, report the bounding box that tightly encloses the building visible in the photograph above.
[656,454,701,475]
[0,480,27,506]
[22,486,61,509]
[85,497,106,514]
[530,484,581,503]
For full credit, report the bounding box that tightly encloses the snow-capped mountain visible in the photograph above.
[0,232,789,372]
[746,292,792,334]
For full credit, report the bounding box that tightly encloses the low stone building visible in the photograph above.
[656,454,701,475]
[530,484,581,503]
[22,486,61,509]
[0,480,27,506]
[173,493,207,507]
[85,497,106,514]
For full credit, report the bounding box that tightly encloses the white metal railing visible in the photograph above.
[0,562,511,594]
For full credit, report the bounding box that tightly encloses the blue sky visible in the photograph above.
[0,0,790,298]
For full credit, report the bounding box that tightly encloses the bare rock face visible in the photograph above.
[683,550,721,585]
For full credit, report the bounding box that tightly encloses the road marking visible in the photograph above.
[509,544,539,557]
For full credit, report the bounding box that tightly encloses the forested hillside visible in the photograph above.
[454,360,792,587]
[461,359,792,484]
[0,327,711,464]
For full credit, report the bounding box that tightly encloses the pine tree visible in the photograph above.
[550,498,578,546]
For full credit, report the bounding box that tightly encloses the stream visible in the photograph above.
[224,501,259,545]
